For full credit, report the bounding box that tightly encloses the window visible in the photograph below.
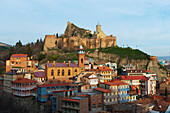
[19,62,21,64]
[85,86,87,89]
[92,104,96,108]
[98,103,102,108]
[58,70,60,76]
[51,69,54,76]
[81,58,83,63]
[93,98,95,102]
[68,69,70,76]
[75,69,77,72]
[62,69,64,76]
[16,62,18,64]
[98,97,101,101]
[89,85,91,89]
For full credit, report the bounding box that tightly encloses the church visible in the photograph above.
[45,45,85,82]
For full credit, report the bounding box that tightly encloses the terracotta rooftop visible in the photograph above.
[38,83,69,88]
[11,54,27,57]
[62,98,80,102]
[103,80,129,86]
[98,66,114,71]
[12,78,37,84]
[34,71,46,78]
[46,63,78,67]
[94,87,111,93]
[120,75,149,81]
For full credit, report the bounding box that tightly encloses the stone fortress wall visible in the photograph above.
[44,22,117,51]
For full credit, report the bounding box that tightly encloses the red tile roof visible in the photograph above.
[94,87,111,93]
[98,67,114,71]
[103,80,129,86]
[62,98,80,102]
[76,95,88,97]
[120,75,149,81]
[12,78,37,84]
[11,54,27,57]
[38,83,69,88]
[146,70,152,72]
[34,71,46,78]
[152,75,157,77]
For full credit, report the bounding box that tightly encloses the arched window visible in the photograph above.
[62,69,64,76]
[51,69,54,76]
[58,70,60,76]
[75,69,77,72]
[81,58,83,63]
[68,69,70,76]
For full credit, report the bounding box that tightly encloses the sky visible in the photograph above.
[0,0,170,56]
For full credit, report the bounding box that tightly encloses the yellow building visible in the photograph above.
[45,46,85,82]
[97,67,114,82]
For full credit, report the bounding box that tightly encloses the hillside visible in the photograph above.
[0,42,11,47]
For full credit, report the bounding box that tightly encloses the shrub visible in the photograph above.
[38,54,46,61]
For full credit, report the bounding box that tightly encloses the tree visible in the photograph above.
[26,43,32,57]
[9,46,14,56]
[165,87,168,97]
[16,40,22,48]
[38,54,46,61]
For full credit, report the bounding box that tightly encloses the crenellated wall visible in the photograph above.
[44,35,116,51]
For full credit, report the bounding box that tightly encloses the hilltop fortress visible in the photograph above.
[43,22,117,51]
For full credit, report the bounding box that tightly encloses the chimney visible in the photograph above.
[64,61,65,64]
[52,61,55,66]
[47,61,49,64]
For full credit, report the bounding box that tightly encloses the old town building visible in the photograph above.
[45,46,85,82]
[3,69,24,93]
[11,78,37,97]
[61,97,88,113]
[6,54,38,73]
[97,66,114,82]
[94,80,130,110]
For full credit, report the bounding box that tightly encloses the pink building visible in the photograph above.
[11,78,37,97]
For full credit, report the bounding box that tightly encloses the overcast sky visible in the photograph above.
[0,0,170,56]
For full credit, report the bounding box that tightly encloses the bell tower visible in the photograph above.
[96,22,101,33]
[78,45,85,68]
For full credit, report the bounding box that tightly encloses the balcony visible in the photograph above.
[119,99,129,103]
[132,83,141,85]
[13,92,32,97]
[119,88,129,91]
[119,94,129,98]
[104,101,118,105]
[62,105,80,110]
[110,89,118,92]
[104,95,118,99]
[11,86,36,90]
